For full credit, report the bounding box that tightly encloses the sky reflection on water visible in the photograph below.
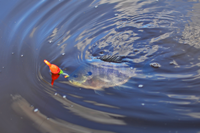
[1,0,200,133]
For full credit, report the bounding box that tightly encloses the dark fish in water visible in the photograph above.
[97,55,126,63]
[61,59,136,90]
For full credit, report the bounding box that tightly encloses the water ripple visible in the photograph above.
[1,0,200,133]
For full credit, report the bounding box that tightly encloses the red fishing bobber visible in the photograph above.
[44,60,68,86]
[44,60,61,86]
[44,60,61,74]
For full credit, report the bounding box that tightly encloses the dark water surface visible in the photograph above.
[1,0,200,133]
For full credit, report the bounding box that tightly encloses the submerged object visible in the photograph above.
[66,62,135,89]
[63,55,136,90]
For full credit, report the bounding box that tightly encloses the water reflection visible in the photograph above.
[180,2,200,48]
[1,0,200,133]
[11,94,115,133]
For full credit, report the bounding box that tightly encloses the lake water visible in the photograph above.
[1,0,200,133]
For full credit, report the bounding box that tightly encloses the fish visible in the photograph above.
[61,56,136,90]
[45,55,136,89]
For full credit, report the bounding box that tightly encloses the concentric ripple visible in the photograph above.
[1,0,200,133]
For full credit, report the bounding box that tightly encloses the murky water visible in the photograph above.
[1,0,200,133]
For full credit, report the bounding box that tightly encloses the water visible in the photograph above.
[0,0,200,133]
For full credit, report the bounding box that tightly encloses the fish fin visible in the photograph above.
[98,55,128,63]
